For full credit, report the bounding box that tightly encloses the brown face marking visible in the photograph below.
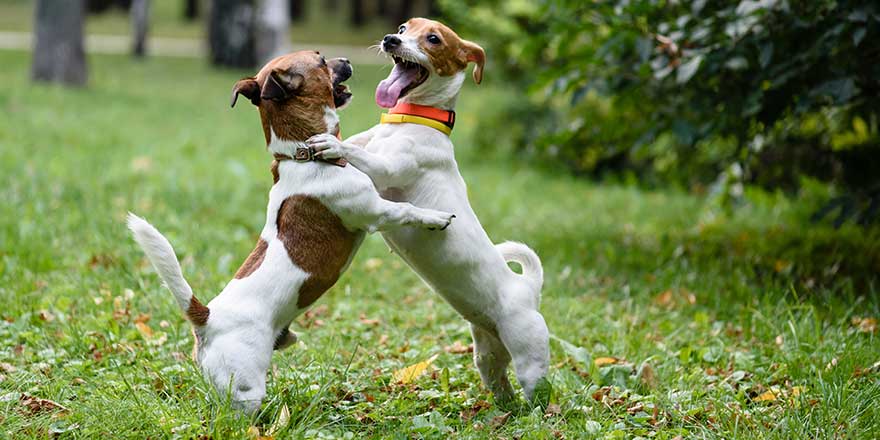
[234,238,268,279]
[186,296,210,326]
[252,51,337,143]
[402,18,486,83]
[275,195,357,309]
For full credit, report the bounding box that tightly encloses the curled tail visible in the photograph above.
[496,241,544,299]
[127,213,209,325]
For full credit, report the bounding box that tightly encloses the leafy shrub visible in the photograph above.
[441,0,880,221]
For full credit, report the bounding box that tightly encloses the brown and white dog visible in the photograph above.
[307,19,551,405]
[128,51,454,414]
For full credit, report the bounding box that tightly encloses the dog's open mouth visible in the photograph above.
[333,82,352,108]
[375,56,429,108]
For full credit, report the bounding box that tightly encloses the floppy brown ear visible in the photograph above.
[231,77,260,107]
[261,69,305,101]
[460,39,485,84]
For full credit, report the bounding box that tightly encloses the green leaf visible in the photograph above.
[552,335,591,368]
[676,55,703,84]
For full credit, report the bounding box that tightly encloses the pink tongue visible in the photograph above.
[375,63,418,108]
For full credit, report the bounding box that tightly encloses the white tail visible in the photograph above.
[127,213,197,314]
[496,241,544,294]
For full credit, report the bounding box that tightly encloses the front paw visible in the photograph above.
[306,133,344,159]
[423,211,455,231]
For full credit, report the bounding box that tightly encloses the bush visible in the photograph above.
[441,0,880,221]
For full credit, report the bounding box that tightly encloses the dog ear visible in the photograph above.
[231,77,260,107]
[261,69,305,102]
[460,39,485,84]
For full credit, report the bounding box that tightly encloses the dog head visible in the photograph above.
[231,51,353,143]
[375,17,485,109]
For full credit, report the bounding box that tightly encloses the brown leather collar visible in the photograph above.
[274,145,347,167]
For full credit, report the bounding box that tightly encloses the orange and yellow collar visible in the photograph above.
[380,103,455,136]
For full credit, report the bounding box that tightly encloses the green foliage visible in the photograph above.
[441,0,880,202]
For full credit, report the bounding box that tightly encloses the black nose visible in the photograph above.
[383,34,401,50]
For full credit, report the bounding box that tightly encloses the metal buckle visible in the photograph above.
[294,146,315,162]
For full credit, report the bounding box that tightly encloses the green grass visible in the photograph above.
[0,0,392,45]
[1,49,879,439]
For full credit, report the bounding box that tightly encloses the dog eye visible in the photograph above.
[427,34,441,45]
[398,25,406,34]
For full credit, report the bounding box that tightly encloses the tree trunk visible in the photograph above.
[184,0,199,21]
[288,0,304,21]
[209,0,257,68]
[32,0,88,86]
[131,0,150,57]
[391,0,412,28]
[255,0,290,64]
[350,0,364,27]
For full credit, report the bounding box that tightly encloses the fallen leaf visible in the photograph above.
[654,290,674,306]
[545,403,561,417]
[592,386,611,401]
[393,354,438,384]
[0,363,15,373]
[489,411,511,429]
[266,403,290,436]
[19,394,68,415]
[444,341,473,354]
[359,314,380,326]
[752,387,780,403]
[852,317,877,333]
[38,310,55,322]
[594,357,620,367]
[627,403,644,415]
[246,426,274,440]
[378,334,389,346]
[135,322,154,339]
[460,400,491,421]
[134,313,151,324]
[638,363,658,389]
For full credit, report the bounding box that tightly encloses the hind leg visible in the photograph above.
[496,308,551,405]
[471,324,515,404]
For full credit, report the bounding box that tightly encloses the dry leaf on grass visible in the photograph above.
[444,341,473,354]
[266,403,290,437]
[135,322,153,339]
[359,314,380,326]
[18,394,68,416]
[393,354,438,384]
[490,411,512,429]
[246,426,273,440]
[594,357,621,367]
[852,317,877,333]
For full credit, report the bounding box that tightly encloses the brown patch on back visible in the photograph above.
[404,18,485,83]
[275,195,357,308]
[186,296,210,326]
[234,238,268,279]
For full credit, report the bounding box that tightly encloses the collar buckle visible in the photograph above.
[294,146,315,162]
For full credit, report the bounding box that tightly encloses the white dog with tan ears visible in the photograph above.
[128,51,454,414]
[307,18,551,405]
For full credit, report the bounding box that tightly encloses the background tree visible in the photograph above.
[256,0,291,64]
[32,0,88,86]
[209,0,257,68]
[130,0,149,57]
[441,0,880,225]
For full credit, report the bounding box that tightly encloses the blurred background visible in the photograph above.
[1,1,880,437]
[3,0,879,225]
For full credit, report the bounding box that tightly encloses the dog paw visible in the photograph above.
[424,211,455,231]
[306,134,344,159]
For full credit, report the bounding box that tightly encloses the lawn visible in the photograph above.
[1,49,879,439]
